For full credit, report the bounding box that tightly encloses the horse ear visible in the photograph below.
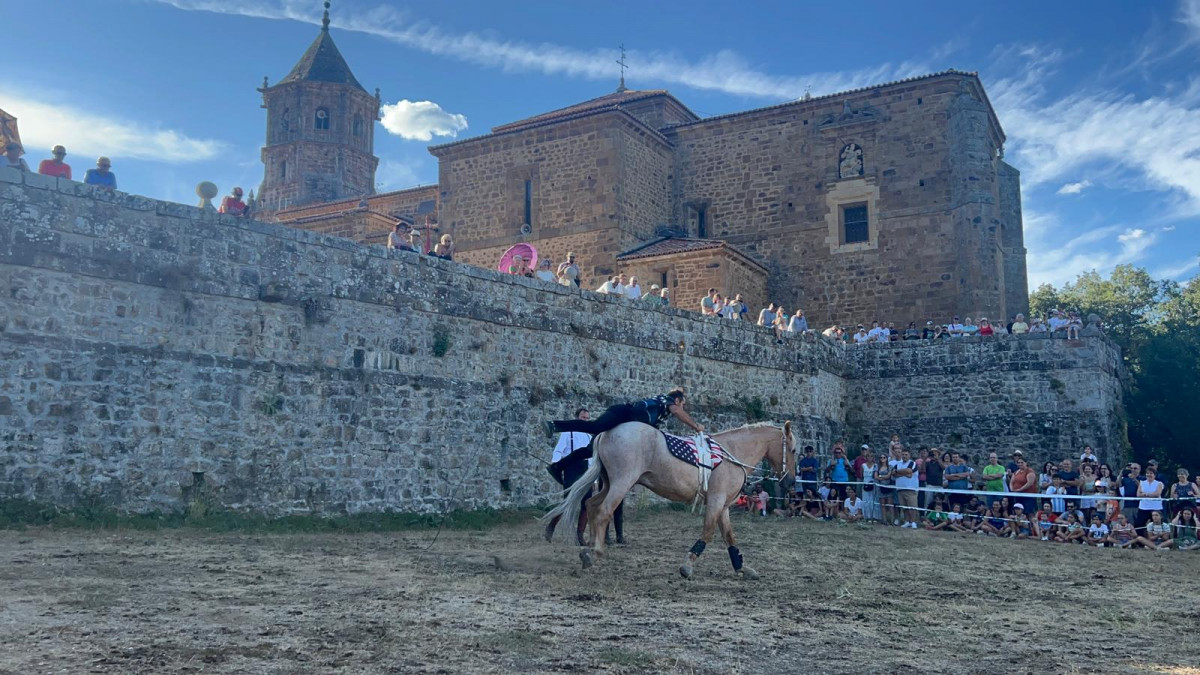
[784,420,792,438]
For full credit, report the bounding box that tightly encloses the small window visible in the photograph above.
[280,160,288,180]
[353,115,363,137]
[697,206,708,238]
[842,203,869,244]
[523,179,532,225]
[315,108,330,130]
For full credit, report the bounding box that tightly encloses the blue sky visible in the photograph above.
[6,0,1200,287]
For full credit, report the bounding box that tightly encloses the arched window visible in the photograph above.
[353,115,363,137]
[314,108,330,130]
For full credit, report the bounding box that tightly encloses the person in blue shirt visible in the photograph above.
[826,442,852,500]
[944,452,972,507]
[83,156,117,190]
[797,445,820,493]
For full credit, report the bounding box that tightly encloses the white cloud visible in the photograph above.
[380,100,468,142]
[1154,256,1200,280]
[1056,180,1092,195]
[1181,0,1200,40]
[990,46,1200,215]
[1025,214,1160,287]
[0,87,226,163]
[149,0,939,100]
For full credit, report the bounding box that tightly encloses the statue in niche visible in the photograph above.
[839,143,863,179]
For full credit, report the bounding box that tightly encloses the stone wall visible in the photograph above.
[843,336,1126,467]
[0,171,1119,515]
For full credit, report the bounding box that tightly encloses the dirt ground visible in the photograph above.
[2,508,1199,674]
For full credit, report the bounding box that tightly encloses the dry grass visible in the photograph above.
[1,510,1198,673]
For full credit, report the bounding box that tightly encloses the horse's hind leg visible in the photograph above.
[679,507,718,579]
[581,475,634,569]
[717,508,757,580]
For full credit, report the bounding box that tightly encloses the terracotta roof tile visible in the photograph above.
[491,89,672,133]
[616,237,767,272]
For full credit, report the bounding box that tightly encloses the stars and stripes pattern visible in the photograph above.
[662,432,724,469]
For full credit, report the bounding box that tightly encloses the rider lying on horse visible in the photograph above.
[548,388,704,437]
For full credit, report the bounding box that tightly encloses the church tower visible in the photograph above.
[257,1,380,212]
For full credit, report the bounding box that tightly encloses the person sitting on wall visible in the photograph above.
[387,223,413,252]
[84,156,117,190]
[546,388,703,437]
[429,234,453,261]
[218,187,248,217]
[3,142,29,172]
[37,145,72,179]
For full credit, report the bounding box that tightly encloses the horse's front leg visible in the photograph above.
[717,507,757,580]
[679,506,719,579]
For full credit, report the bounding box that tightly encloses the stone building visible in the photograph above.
[255,4,381,212]
[259,13,1027,326]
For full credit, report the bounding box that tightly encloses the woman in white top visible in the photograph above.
[1137,468,1165,527]
[860,453,880,521]
[535,259,557,283]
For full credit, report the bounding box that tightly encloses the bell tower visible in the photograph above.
[257,1,380,213]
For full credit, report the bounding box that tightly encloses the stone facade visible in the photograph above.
[616,239,769,312]
[425,72,1027,328]
[0,171,1108,516]
[256,23,381,213]
[272,185,439,247]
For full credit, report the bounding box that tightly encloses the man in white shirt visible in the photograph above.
[853,325,870,344]
[842,487,864,522]
[892,449,920,528]
[700,288,718,315]
[546,408,623,545]
[595,276,619,294]
[1048,309,1068,335]
[623,276,642,300]
[866,321,886,342]
[947,316,965,337]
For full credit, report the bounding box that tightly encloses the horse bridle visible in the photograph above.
[719,425,792,487]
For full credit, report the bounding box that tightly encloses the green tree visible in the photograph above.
[1034,265,1199,471]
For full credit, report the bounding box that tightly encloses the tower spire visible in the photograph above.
[321,0,331,31]
[615,44,628,93]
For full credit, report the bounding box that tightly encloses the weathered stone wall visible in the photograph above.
[666,73,1014,327]
[843,336,1126,467]
[0,171,1116,515]
[0,170,847,515]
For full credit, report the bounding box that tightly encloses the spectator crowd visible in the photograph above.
[741,438,1197,552]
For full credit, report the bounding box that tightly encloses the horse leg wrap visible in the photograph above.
[689,540,707,557]
[728,545,743,571]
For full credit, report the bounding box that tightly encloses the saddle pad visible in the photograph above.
[662,432,724,469]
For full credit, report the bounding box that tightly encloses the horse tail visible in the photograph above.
[539,442,604,540]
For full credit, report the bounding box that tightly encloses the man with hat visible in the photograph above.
[557,253,580,287]
[37,145,72,179]
[3,141,29,172]
[641,284,661,301]
[219,187,248,217]
[1006,449,1023,475]
[84,157,117,190]
[1048,309,1068,335]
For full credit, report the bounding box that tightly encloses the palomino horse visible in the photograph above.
[542,421,795,578]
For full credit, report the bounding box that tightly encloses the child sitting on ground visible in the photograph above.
[1085,514,1110,547]
[947,503,972,533]
[924,503,950,531]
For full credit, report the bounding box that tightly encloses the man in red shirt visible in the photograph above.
[37,145,72,179]
[219,187,248,217]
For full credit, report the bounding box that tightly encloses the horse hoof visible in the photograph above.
[580,549,594,569]
[679,564,693,579]
[740,566,759,580]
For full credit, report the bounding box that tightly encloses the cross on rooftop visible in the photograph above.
[616,44,628,93]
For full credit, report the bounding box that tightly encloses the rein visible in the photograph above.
[711,426,792,487]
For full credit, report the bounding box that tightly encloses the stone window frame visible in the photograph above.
[315,107,330,131]
[824,177,880,253]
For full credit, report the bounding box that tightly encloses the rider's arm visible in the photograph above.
[668,403,704,433]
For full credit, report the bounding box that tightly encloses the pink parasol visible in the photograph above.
[498,243,538,274]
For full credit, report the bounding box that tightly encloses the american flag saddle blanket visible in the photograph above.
[662,432,724,469]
